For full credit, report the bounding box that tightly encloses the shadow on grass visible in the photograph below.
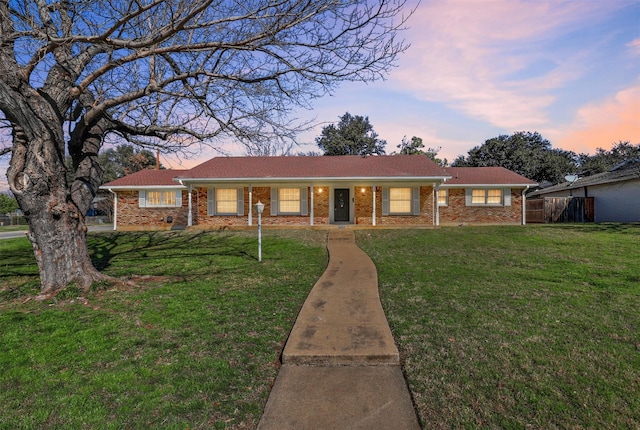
[89,230,255,274]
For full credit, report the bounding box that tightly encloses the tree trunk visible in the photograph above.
[8,127,105,297]
[26,204,104,297]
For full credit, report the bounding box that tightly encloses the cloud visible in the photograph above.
[553,83,640,154]
[392,0,628,130]
[628,38,640,55]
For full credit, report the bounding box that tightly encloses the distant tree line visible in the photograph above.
[312,112,639,184]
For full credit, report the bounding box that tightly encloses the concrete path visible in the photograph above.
[257,230,420,429]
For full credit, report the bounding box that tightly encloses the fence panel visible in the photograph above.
[526,197,594,223]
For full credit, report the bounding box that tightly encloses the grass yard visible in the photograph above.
[0,230,328,429]
[357,224,640,429]
[1,225,639,429]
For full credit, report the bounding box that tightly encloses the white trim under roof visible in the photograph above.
[101,185,186,191]
[440,183,537,188]
[176,176,450,183]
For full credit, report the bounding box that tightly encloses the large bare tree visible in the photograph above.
[0,0,409,296]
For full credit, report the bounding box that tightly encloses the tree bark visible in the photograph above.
[7,121,105,297]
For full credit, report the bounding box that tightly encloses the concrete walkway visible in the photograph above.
[257,230,420,429]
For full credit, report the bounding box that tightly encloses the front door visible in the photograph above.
[334,188,350,222]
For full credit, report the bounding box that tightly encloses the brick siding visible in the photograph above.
[114,185,523,230]
[116,190,189,230]
[439,188,523,225]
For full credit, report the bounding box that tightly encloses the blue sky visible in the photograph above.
[1,0,639,191]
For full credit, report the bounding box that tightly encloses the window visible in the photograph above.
[279,188,301,213]
[389,187,412,214]
[270,187,308,215]
[466,188,511,206]
[216,188,238,214]
[207,188,243,216]
[382,186,420,215]
[437,189,448,206]
[140,190,181,207]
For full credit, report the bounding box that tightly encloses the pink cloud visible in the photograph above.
[553,83,640,154]
[391,0,628,129]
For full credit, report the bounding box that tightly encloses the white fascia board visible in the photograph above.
[178,176,451,184]
[99,184,187,191]
[440,183,537,188]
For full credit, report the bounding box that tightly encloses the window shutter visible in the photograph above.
[465,189,473,206]
[503,188,511,206]
[237,188,244,215]
[270,187,278,215]
[300,187,309,215]
[139,190,146,208]
[412,186,420,215]
[207,188,215,216]
[382,187,390,216]
[175,190,182,207]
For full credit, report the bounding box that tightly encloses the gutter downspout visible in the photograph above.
[108,188,117,231]
[522,186,529,225]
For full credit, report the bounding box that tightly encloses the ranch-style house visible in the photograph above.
[101,155,537,230]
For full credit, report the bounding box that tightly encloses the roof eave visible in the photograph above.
[176,175,452,182]
[100,184,186,190]
[441,183,537,188]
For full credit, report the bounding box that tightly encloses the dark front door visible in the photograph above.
[334,188,350,222]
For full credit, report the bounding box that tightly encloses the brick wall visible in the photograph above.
[116,190,189,230]
[115,185,523,229]
[439,188,523,225]
[354,186,435,226]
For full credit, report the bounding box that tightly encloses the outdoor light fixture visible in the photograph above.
[318,188,323,193]
[361,187,366,193]
[254,201,265,262]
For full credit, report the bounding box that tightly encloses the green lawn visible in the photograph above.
[0,230,328,429]
[356,225,640,429]
[1,225,639,429]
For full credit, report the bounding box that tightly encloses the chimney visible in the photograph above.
[156,149,160,170]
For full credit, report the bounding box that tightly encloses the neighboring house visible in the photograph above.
[527,161,640,223]
[101,155,537,230]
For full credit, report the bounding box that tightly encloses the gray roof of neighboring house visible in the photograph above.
[528,161,640,197]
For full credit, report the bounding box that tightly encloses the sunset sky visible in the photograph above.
[1,0,639,191]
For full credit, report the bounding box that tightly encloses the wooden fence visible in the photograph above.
[526,197,594,223]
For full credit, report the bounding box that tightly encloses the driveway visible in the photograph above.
[0,224,113,240]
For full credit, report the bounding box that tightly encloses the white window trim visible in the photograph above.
[207,188,244,216]
[465,188,511,207]
[382,186,421,216]
[270,187,309,216]
[139,190,182,208]
[437,188,448,207]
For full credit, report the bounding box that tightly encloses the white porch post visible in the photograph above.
[310,185,314,226]
[435,184,440,227]
[522,187,528,225]
[248,185,253,226]
[372,184,376,226]
[110,190,117,231]
[187,185,193,227]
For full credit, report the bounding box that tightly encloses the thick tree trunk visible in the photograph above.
[26,205,105,297]
[8,126,106,297]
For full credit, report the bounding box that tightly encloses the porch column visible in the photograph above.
[435,184,440,227]
[111,190,117,231]
[310,185,314,226]
[187,185,193,227]
[521,187,527,225]
[248,185,253,226]
[372,184,376,226]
